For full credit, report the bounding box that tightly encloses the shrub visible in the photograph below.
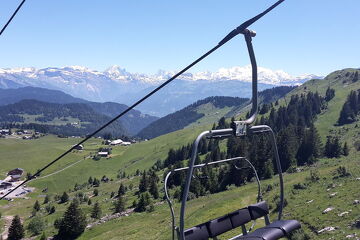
[39,232,46,240]
[289,229,311,240]
[27,216,45,236]
[354,140,360,151]
[93,189,99,196]
[148,204,155,212]
[309,169,320,182]
[286,166,298,173]
[293,183,307,190]
[265,184,273,192]
[273,194,288,212]
[336,166,351,177]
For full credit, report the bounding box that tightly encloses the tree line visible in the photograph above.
[155,91,349,201]
[338,89,360,125]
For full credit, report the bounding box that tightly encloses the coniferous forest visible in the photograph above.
[158,91,347,200]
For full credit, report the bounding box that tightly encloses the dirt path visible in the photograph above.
[1,215,13,240]
[36,155,90,180]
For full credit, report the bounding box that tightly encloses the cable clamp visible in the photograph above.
[231,121,247,137]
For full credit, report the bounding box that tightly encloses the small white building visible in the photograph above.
[0,181,12,190]
[73,144,84,150]
[110,139,123,145]
[0,129,10,135]
[121,142,131,146]
[98,151,109,157]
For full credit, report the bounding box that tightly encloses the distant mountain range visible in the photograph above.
[0,65,322,116]
[0,87,158,136]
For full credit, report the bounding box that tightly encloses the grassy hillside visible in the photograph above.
[0,99,127,137]
[0,69,360,239]
[0,87,158,136]
[137,96,248,139]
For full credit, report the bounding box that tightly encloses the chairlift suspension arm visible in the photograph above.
[179,28,258,239]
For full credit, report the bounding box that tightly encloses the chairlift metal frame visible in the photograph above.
[163,2,288,238]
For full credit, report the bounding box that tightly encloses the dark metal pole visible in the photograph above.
[249,125,284,220]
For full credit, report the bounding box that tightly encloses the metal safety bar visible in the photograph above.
[248,125,284,220]
[178,125,284,239]
[164,156,263,240]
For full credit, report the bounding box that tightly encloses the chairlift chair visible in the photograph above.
[164,2,301,238]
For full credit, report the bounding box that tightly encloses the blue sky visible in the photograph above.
[0,0,359,76]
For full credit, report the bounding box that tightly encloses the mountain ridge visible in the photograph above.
[0,86,158,135]
[0,65,322,116]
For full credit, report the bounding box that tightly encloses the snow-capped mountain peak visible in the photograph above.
[0,64,322,115]
[104,65,133,82]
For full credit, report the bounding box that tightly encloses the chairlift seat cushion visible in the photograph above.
[234,237,263,240]
[240,227,284,240]
[229,208,252,228]
[248,201,269,220]
[263,219,301,235]
[207,215,233,237]
[184,223,209,240]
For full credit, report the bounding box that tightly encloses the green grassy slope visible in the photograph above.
[0,124,209,194]
[0,68,359,239]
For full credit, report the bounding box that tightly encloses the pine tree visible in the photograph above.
[164,149,176,166]
[138,171,148,193]
[92,178,100,187]
[135,193,151,212]
[349,90,359,114]
[43,195,50,204]
[324,136,342,158]
[57,199,86,239]
[217,117,227,129]
[88,176,94,185]
[114,195,126,213]
[324,136,333,158]
[343,142,349,156]
[91,202,102,219]
[8,215,24,240]
[308,124,322,158]
[353,71,359,82]
[33,200,41,212]
[297,124,322,165]
[118,183,126,196]
[325,87,335,102]
[277,126,298,171]
[149,180,159,199]
[50,206,56,214]
[333,137,342,158]
[60,192,69,203]
[259,104,270,114]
